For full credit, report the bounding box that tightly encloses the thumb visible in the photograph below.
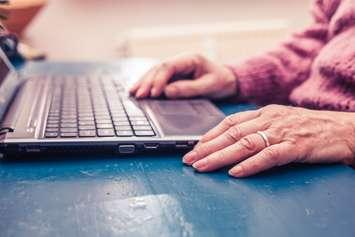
[164,74,216,99]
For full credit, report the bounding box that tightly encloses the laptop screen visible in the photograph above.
[0,48,21,123]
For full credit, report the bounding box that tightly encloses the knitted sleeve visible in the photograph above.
[229,0,340,105]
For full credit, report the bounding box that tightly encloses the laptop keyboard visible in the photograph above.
[44,76,156,138]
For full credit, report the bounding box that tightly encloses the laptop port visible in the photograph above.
[144,143,159,150]
[118,144,135,154]
[175,141,189,149]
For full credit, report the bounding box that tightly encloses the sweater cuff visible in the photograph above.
[227,57,290,105]
[227,61,276,103]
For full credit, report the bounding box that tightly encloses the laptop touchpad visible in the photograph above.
[145,100,224,136]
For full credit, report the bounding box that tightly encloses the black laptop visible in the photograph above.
[0,49,225,158]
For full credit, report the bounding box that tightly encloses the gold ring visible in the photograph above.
[257,131,270,147]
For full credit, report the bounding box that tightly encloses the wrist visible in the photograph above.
[224,65,240,98]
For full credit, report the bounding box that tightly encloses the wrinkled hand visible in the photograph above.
[130,54,237,99]
[183,105,355,177]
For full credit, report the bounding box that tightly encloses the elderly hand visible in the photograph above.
[183,105,355,177]
[129,54,237,99]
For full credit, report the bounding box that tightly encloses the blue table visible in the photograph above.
[1,62,355,237]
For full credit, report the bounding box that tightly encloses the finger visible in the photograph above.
[150,62,175,97]
[229,142,294,178]
[129,66,157,95]
[133,65,160,98]
[129,80,144,95]
[183,117,264,164]
[192,132,271,172]
[198,110,261,145]
[150,56,198,97]
[164,74,216,99]
[135,66,158,98]
[135,79,153,98]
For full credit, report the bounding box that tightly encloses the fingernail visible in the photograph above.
[229,166,243,177]
[136,88,144,98]
[192,159,208,171]
[183,151,197,164]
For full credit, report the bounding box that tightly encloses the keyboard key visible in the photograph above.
[78,112,93,117]
[97,129,115,137]
[45,132,58,138]
[123,100,145,116]
[114,125,132,131]
[61,110,76,115]
[60,128,77,133]
[109,106,124,110]
[116,130,134,136]
[135,130,155,137]
[78,117,95,121]
[79,121,95,126]
[97,124,113,129]
[112,117,129,122]
[129,116,148,121]
[110,109,125,114]
[47,119,59,124]
[45,128,59,132]
[114,121,130,126]
[61,119,77,124]
[48,115,60,120]
[49,111,60,115]
[60,132,77,138]
[133,125,152,131]
[79,125,96,130]
[94,110,109,115]
[46,124,59,128]
[61,123,77,128]
[111,113,127,118]
[95,119,112,124]
[79,130,96,137]
[131,120,150,126]
[61,115,77,120]
[95,117,112,121]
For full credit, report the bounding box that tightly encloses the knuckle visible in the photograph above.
[263,147,278,158]
[260,104,294,119]
[193,146,205,158]
[160,62,170,70]
[263,147,281,165]
[158,62,173,74]
[192,54,206,65]
[216,149,228,162]
[223,115,236,127]
[199,134,208,142]
[226,126,242,142]
[239,136,257,152]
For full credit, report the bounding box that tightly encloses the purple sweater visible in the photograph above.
[231,0,355,111]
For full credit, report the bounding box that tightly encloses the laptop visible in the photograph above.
[0,49,225,159]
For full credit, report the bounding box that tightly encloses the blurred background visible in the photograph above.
[5,0,311,62]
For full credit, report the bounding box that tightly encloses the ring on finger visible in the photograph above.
[257,131,270,147]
